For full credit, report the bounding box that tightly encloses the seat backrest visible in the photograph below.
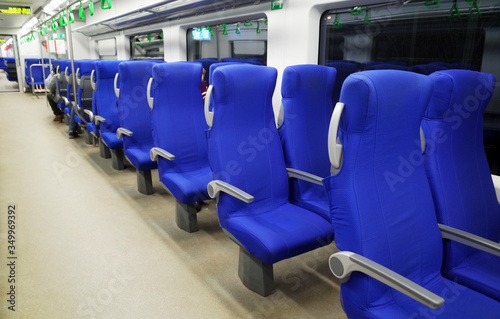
[322,70,438,311]
[117,60,163,149]
[94,60,122,133]
[76,60,94,110]
[151,62,207,174]
[423,70,499,271]
[366,63,409,71]
[194,58,219,83]
[56,59,70,97]
[326,61,357,103]
[410,63,448,75]
[207,64,284,227]
[280,64,336,220]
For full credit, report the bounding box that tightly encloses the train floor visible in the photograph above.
[0,70,19,92]
[0,92,344,318]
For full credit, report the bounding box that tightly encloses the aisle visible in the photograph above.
[0,92,342,319]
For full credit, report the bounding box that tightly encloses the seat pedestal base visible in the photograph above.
[84,130,93,145]
[99,139,111,159]
[64,114,70,125]
[137,169,153,195]
[238,247,274,296]
[110,149,125,170]
[175,200,199,233]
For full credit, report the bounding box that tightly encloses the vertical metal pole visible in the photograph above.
[12,35,22,93]
[65,9,87,125]
[38,32,50,107]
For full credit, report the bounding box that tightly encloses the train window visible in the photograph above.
[130,31,164,60]
[187,18,268,64]
[319,0,500,174]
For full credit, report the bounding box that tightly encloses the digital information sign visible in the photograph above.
[0,6,31,15]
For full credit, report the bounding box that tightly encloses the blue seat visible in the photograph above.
[24,58,39,86]
[324,70,500,318]
[205,64,334,296]
[410,63,448,75]
[279,64,336,221]
[0,58,7,72]
[92,60,125,169]
[326,61,358,103]
[54,59,71,114]
[149,62,212,232]
[194,58,219,84]
[423,70,500,301]
[5,58,17,82]
[116,60,164,194]
[366,63,409,71]
[74,60,96,144]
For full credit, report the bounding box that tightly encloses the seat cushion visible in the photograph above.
[349,277,500,318]
[226,202,334,265]
[87,122,99,137]
[125,146,158,171]
[160,166,212,204]
[101,131,123,150]
[444,250,500,301]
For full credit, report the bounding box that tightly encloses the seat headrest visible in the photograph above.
[340,70,432,135]
[426,70,496,120]
[282,64,337,99]
[75,60,95,76]
[95,60,123,79]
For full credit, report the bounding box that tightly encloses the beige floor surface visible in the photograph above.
[0,92,345,319]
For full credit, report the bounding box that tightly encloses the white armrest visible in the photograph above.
[276,102,284,129]
[114,73,120,98]
[76,68,81,87]
[147,77,154,110]
[94,115,106,125]
[83,109,94,121]
[439,224,500,257]
[204,85,214,128]
[207,180,254,203]
[286,168,323,185]
[492,175,500,204]
[150,147,175,161]
[329,251,444,309]
[90,69,96,91]
[62,96,70,106]
[328,102,345,170]
[116,128,133,139]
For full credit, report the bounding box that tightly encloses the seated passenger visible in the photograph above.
[44,70,64,123]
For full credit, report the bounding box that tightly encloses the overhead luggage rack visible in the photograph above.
[73,0,271,37]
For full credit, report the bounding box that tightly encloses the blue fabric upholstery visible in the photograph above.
[326,61,358,103]
[94,60,123,150]
[366,63,409,71]
[323,70,500,318]
[24,58,42,86]
[151,62,212,204]
[55,59,71,111]
[194,58,219,83]
[206,64,334,265]
[280,64,336,222]
[117,61,164,170]
[410,63,448,75]
[5,58,17,82]
[423,70,500,301]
